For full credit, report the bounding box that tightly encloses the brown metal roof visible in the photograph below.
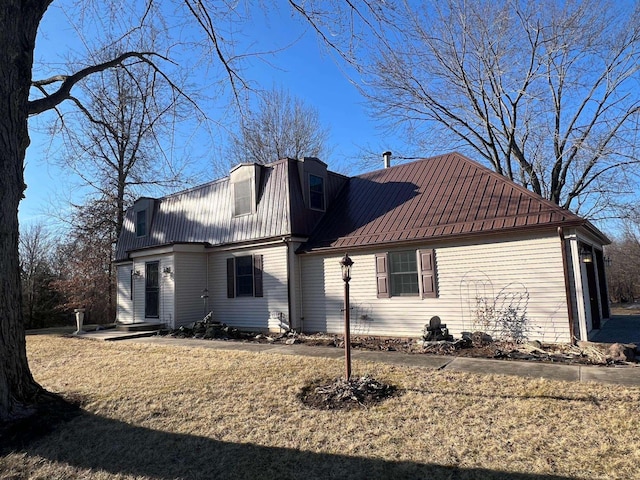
[302,152,606,252]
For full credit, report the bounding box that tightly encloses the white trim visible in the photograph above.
[129,244,208,258]
[567,233,589,341]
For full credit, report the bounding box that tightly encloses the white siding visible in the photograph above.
[174,252,208,327]
[301,232,572,343]
[116,264,133,323]
[128,255,174,326]
[208,244,289,331]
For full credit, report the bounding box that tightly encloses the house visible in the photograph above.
[114,152,610,343]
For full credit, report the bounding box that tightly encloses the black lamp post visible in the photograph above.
[339,253,354,380]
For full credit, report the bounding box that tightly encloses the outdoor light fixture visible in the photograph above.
[580,247,594,264]
[163,266,172,275]
[339,253,354,380]
[340,253,354,282]
[132,270,141,277]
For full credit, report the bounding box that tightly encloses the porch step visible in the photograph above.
[116,322,164,332]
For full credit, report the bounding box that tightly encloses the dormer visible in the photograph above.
[230,163,263,216]
[298,157,328,212]
[132,197,156,237]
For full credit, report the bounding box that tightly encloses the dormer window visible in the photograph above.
[234,179,252,216]
[136,210,147,237]
[309,174,325,211]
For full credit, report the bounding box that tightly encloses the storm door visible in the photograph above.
[145,261,160,318]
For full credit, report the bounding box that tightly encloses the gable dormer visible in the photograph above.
[229,163,263,216]
[298,157,328,212]
[132,197,156,237]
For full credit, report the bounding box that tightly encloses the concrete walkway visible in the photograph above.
[103,335,640,388]
[591,315,640,344]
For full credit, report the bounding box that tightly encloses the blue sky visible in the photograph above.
[21,3,406,228]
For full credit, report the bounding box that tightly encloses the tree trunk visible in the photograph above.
[0,0,51,422]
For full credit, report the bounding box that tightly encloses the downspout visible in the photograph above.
[558,227,576,344]
[298,250,305,333]
[283,237,292,330]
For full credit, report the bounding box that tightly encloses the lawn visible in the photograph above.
[1,335,639,479]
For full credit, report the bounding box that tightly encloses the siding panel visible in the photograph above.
[301,233,570,343]
[208,244,289,331]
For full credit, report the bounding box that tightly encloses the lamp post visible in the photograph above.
[201,288,209,318]
[339,253,354,380]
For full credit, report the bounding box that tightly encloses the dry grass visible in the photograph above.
[1,335,639,479]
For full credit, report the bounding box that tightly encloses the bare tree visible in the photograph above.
[225,86,330,170]
[0,0,278,421]
[55,56,193,238]
[605,237,639,304]
[19,223,64,329]
[52,198,116,325]
[290,0,640,218]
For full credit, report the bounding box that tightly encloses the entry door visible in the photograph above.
[145,262,160,318]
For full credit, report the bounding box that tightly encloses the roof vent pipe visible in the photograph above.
[382,151,392,169]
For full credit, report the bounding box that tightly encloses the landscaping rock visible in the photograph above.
[607,343,636,362]
[471,331,493,346]
[527,340,543,350]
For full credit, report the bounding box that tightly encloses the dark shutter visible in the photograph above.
[253,254,263,298]
[419,249,437,298]
[375,253,390,298]
[227,257,235,298]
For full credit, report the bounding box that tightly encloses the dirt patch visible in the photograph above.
[298,376,400,410]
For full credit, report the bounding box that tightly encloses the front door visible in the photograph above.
[145,261,160,318]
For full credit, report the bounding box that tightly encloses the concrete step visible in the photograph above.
[116,322,164,332]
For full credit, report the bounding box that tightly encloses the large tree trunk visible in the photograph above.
[0,0,51,422]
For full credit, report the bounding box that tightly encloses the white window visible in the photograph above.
[375,250,438,298]
[234,179,252,216]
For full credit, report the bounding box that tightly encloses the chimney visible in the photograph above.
[382,151,392,169]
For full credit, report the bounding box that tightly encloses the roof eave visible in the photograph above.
[298,220,589,255]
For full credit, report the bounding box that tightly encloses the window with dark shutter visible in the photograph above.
[389,251,419,296]
[236,256,254,296]
[419,249,437,298]
[376,250,438,298]
[227,254,263,298]
[375,253,390,298]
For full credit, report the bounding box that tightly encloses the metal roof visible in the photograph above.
[302,152,608,252]
[116,152,608,261]
[115,158,348,261]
